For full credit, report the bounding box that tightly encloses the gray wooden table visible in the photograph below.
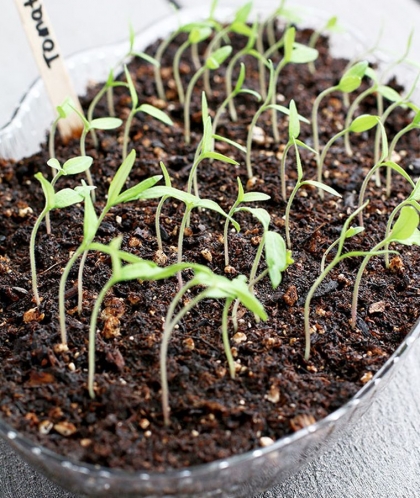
[1,1,420,496]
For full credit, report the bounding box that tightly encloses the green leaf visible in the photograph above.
[242,192,271,203]
[349,114,378,133]
[229,275,267,320]
[115,175,163,204]
[212,134,247,153]
[234,63,246,94]
[239,88,262,101]
[381,161,415,188]
[202,116,214,154]
[62,156,93,175]
[119,261,186,282]
[338,60,368,93]
[290,44,318,64]
[288,99,300,139]
[206,45,232,70]
[264,231,288,288]
[56,98,74,119]
[200,151,239,165]
[35,172,55,210]
[90,117,123,130]
[107,149,136,207]
[410,178,420,201]
[283,27,295,63]
[364,67,378,82]
[413,110,420,125]
[267,104,310,124]
[302,180,342,198]
[398,228,420,246]
[137,103,173,126]
[201,91,209,123]
[377,85,401,102]
[81,185,99,242]
[124,65,138,109]
[53,188,84,209]
[47,158,62,171]
[345,226,365,238]
[159,161,172,188]
[189,27,212,44]
[230,21,253,37]
[388,206,419,243]
[196,198,240,231]
[239,206,270,232]
[131,51,160,67]
[294,139,318,155]
[234,1,252,24]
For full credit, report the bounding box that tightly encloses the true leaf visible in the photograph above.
[107,149,136,207]
[115,175,163,204]
[288,99,300,139]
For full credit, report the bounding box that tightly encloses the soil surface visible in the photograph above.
[0,25,419,472]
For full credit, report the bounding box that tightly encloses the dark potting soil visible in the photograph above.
[0,26,419,472]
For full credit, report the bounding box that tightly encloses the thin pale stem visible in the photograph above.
[30,206,49,306]
[161,285,208,425]
[173,40,190,105]
[280,141,293,201]
[225,50,245,122]
[344,86,374,156]
[184,68,205,144]
[88,279,114,398]
[221,298,235,378]
[312,86,337,155]
[77,250,89,314]
[386,124,414,197]
[284,181,301,249]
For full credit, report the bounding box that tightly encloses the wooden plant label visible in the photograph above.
[14,0,83,139]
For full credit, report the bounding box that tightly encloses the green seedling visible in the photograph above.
[270,26,318,143]
[224,20,263,121]
[280,99,317,200]
[224,177,270,267]
[49,98,74,160]
[161,266,267,425]
[285,140,341,248]
[188,114,239,196]
[235,206,292,290]
[87,69,128,146]
[58,151,163,345]
[30,156,92,305]
[303,202,386,360]
[311,60,368,154]
[246,60,309,178]
[184,45,233,144]
[138,184,240,287]
[203,1,253,96]
[358,161,413,227]
[351,205,420,328]
[70,105,122,197]
[213,63,262,132]
[343,68,400,157]
[317,114,380,196]
[86,236,188,399]
[308,16,343,73]
[123,66,174,159]
[384,107,420,196]
[173,26,212,104]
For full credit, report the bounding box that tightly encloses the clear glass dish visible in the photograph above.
[1,3,419,497]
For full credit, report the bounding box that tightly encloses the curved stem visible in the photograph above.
[30,206,49,306]
[87,84,108,149]
[225,50,244,122]
[249,236,266,291]
[312,86,336,155]
[77,250,89,314]
[106,87,115,117]
[176,205,192,288]
[154,31,178,101]
[350,241,383,328]
[284,181,301,249]
[173,40,190,105]
[203,27,228,96]
[122,111,135,160]
[88,279,114,398]
[344,86,374,156]
[317,129,346,187]
[161,286,209,425]
[271,59,287,143]
[386,123,414,197]
[280,141,293,200]
[222,298,235,378]
[155,196,169,252]
[59,246,84,345]
[184,68,205,144]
